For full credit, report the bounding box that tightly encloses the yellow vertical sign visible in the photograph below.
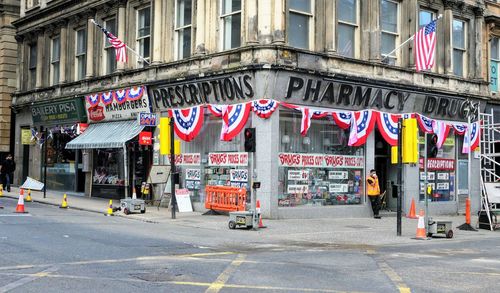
[159,117,171,155]
[21,129,33,145]
[402,118,418,163]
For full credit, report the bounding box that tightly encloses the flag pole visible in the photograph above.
[90,19,150,65]
[124,45,150,65]
[381,14,443,63]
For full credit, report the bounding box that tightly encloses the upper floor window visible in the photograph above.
[29,44,37,89]
[104,18,117,75]
[50,36,60,85]
[452,19,466,77]
[491,37,499,92]
[25,0,40,9]
[137,6,151,65]
[380,0,399,64]
[288,0,313,50]
[419,9,434,29]
[175,0,192,59]
[337,0,358,58]
[75,28,87,80]
[221,0,241,50]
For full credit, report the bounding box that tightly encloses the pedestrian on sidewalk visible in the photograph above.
[1,154,16,192]
[366,169,381,219]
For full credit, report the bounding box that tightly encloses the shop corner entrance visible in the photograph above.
[374,131,398,211]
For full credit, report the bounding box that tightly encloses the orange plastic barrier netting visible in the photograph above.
[205,185,247,212]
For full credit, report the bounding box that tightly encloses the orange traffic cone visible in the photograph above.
[256,200,266,228]
[415,209,427,240]
[407,198,418,219]
[132,187,137,199]
[15,189,27,213]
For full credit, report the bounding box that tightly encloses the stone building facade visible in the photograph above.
[10,0,500,218]
[0,0,19,156]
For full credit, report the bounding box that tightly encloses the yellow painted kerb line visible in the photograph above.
[205,254,246,293]
[377,261,411,293]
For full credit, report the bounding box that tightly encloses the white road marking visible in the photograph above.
[0,214,32,217]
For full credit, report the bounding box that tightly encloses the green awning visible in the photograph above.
[66,120,144,149]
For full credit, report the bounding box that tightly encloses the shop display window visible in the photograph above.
[46,130,77,191]
[93,149,125,186]
[278,110,365,207]
[418,132,456,202]
[175,115,251,202]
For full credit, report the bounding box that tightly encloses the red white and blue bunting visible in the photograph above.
[85,86,148,106]
[168,106,204,142]
[463,121,480,154]
[432,120,451,149]
[452,123,467,135]
[163,101,480,153]
[331,111,352,130]
[376,112,400,146]
[416,114,434,133]
[251,99,279,119]
[348,110,376,147]
[114,89,127,104]
[220,103,252,141]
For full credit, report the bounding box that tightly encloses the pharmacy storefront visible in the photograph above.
[148,69,484,219]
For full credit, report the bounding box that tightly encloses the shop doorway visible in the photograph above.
[374,131,398,211]
[22,144,30,184]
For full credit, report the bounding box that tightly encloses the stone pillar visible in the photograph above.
[272,0,285,44]
[367,0,380,62]
[404,0,417,68]
[15,35,24,91]
[35,31,44,89]
[246,0,258,44]
[254,103,280,219]
[117,1,127,71]
[257,0,273,44]
[473,6,484,80]
[86,13,95,78]
[152,0,164,63]
[194,0,206,54]
[59,22,67,84]
[443,3,453,75]
[325,0,336,54]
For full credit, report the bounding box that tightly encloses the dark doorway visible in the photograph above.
[22,144,30,184]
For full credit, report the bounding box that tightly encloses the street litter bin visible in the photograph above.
[427,218,453,238]
[228,211,255,229]
[120,198,146,215]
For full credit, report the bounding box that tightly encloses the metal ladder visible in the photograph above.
[479,109,500,230]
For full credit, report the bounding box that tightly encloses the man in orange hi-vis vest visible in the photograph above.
[366,169,381,219]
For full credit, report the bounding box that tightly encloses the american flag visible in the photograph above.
[414,19,437,72]
[91,20,127,63]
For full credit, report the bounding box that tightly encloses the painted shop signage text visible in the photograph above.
[32,99,86,124]
[278,153,364,168]
[150,74,254,110]
[285,76,473,119]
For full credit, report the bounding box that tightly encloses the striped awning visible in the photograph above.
[66,120,144,149]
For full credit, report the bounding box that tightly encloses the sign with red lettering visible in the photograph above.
[139,131,152,145]
[208,152,249,166]
[419,158,455,170]
[167,153,201,166]
[278,153,364,168]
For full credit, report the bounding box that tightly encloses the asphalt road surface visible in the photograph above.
[1,198,499,293]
